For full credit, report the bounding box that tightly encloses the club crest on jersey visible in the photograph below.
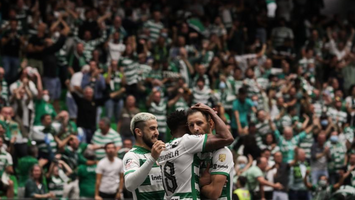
[219,154,226,162]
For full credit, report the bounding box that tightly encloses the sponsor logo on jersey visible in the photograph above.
[150,174,163,185]
[213,164,228,169]
[125,158,134,169]
[219,154,226,162]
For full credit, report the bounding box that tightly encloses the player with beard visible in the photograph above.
[158,104,233,200]
[122,113,165,200]
[187,106,235,200]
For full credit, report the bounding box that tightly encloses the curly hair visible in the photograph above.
[167,110,187,134]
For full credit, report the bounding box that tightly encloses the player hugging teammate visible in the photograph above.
[123,103,234,200]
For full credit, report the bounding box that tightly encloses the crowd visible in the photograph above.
[0,0,355,199]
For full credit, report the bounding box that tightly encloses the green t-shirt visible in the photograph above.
[34,99,57,125]
[231,98,254,129]
[77,164,97,198]
[243,166,263,191]
[17,156,39,187]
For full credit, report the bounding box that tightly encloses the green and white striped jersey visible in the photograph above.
[255,120,273,146]
[138,64,152,82]
[0,150,12,176]
[157,134,208,200]
[74,29,107,62]
[326,141,347,171]
[144,20,164,43]
[1,80,9,102]
[123,146,165,200]
[192,74,210,88]
[208,147,234,200]
[201,51,214,67]
[348,165,355,187]
[119,57,139,85]
[299,133,314,159]
[192,86,212,106]
[174,97,189,111]
[327,108,347,126]
[344,127,354,143]
[48,175,65,198]
[92,128,122,160]
[148,99,168,134]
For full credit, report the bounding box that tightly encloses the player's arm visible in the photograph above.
[124,141,165,191]
[200,174,227,199]
[192,103,233,151]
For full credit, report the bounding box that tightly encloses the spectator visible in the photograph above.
[77,148,97,199]
[95,142,124,200]
[92,117,122,160]
[25,165,55,199]
[26,23,47,75]
[33,90,56,126]
[311,133,330,185]
[66,65,90,122]
[243,157,283,199]
[1,20,24,82]
[104,60,126,122]
[68,43,88,75]
[117,95,140,143]
[144,11,164,43]
[289,148,311,200]
[69,85,109,143]
[304,166,353,200]
[327,131,347,184]
[271,18,294,48]
[45,159,72,199]
[232,87,257,137]
[0,137,14,198]
[31,114,58,161]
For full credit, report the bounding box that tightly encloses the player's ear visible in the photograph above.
[209,118,214,130]
[134,128,142,137]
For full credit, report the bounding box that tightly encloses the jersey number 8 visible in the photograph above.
[164,161,178,193]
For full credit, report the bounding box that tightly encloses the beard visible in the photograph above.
[142,133,156,148]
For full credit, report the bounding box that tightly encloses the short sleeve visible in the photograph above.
[210,148,234,177]
[122,152,140,176]
[182,134,208,154]
[296,131,307,142]
[95,160,104,174]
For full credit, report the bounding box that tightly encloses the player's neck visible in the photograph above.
[172,130,185,139]
[135,141,151,151]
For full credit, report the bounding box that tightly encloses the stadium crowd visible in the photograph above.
[0,0,355,199]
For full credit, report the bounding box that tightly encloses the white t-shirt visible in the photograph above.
[96,157,124,194]
[66,71,84,98]
[108,42,126,62]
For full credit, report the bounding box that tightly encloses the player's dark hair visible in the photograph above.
[256,157,263,166]
[186,108,210,122]
[167,110,187,135]
[238,87,247,95]
[238,176,247,187]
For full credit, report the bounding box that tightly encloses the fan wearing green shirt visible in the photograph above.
[58,135,98,199]
[0,137,14,199]
[17,145,48,198]
[78,148,97,199]
[34,90,57,125]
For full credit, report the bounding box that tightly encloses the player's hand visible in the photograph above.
[115,192,122,200]
[199,163,211,187]
[191,103,214,114]
[95,195,103,200]
[151,140,165,160]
